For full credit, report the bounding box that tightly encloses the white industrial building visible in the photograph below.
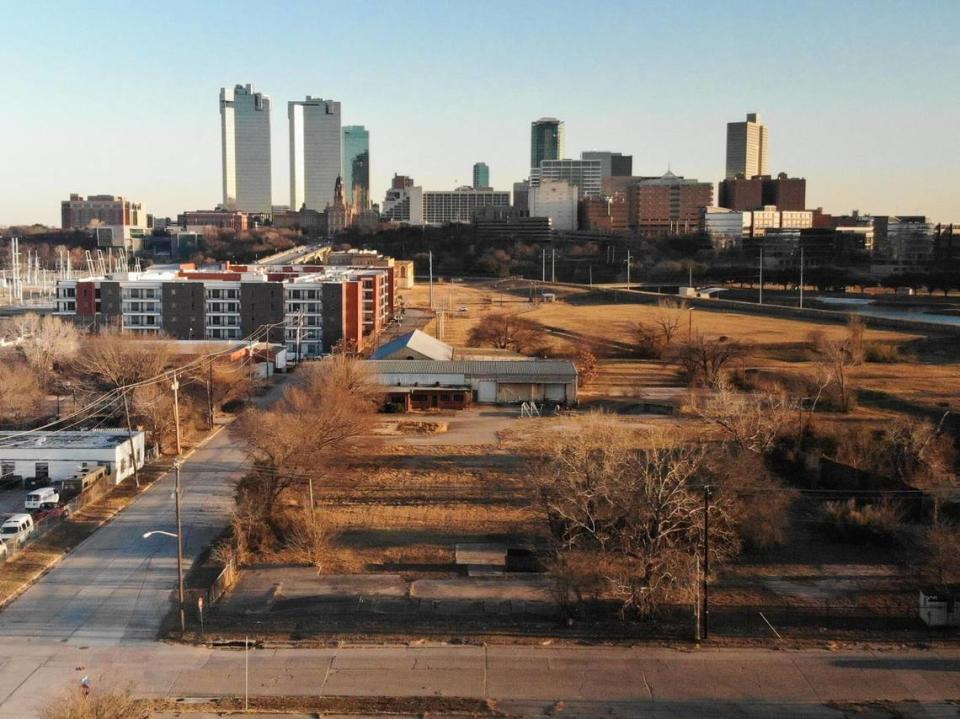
[0,430,146,486]
[370,359,578,405]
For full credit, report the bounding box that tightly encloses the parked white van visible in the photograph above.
[0,514,35,547]
[25,487,59,511]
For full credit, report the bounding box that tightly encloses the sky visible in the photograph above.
[1,0,958,226]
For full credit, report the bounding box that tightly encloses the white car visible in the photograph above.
[0,514,35,548]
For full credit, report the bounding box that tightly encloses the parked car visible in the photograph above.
[33,506,70,523]
[25,487,59,511]
[0,514,35,548]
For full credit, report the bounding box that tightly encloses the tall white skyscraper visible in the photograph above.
[289,97,342,211]
[219,84,272,214]
[725,112,769,179]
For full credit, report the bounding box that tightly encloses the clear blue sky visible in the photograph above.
[1,0,957,226]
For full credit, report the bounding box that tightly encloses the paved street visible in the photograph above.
[0,423,245,645]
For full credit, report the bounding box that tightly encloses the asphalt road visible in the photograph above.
[0,422,245,646]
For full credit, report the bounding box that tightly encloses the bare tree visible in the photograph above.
[694,383,798,455]
[632,300,686,359]
[924,524,960,585]
[527,415,741,617]
[675,334,746,388]
[232,356,380,525]
[0,362,46,428]
[883,416,955,525]
[285,506,329,568]
[10,313,80,387]
[809,331,856,412]
[130,383,180,454]
[467,313,543,354]
[74,334,172,390]
[847,315,865,365]
[573,346,599,388]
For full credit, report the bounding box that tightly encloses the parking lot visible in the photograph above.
[0,488,24,520]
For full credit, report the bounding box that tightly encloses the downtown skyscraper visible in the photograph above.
[726,112,769,179]
[473,162,490,189]
[342,125,370,209]
[530,118,564,172]
[289,97,342,211]
[219,84,272,214]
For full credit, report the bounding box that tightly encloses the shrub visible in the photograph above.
[863,342,901,363]
[40,687,147,719]
[822,498,902,546]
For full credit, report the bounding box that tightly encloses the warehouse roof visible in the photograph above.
[367,359,577,382]
[372,330,454,361]
[0,430,143,451]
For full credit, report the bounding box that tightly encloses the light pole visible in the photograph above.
[142,460,185,635]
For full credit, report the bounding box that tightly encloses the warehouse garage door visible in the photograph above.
[544,383,569,403]
[477,380,497,403]
[496,383,544,403]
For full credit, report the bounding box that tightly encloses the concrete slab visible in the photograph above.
[455,543,506,567]
[411,576,555,603]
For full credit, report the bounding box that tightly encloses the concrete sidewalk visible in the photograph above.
[3,640,960,718]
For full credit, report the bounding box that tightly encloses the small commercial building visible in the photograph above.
[0,430,146,487]
[370,359,578,411]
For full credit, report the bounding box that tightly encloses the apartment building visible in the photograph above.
[55,262,396,358]
[422,188,510,224]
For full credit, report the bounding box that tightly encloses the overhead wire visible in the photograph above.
[0,321,285,447]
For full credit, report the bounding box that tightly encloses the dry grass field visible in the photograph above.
[404,281,960,416]
[209,281,960,644]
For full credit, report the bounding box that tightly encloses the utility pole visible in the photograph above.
[758,248,764,306]
[626,249,631,289]
[688,263,693,288]
[295,310,304,365]
[799,247,804,309]
[206,361,214,429]
[171,375,182,456]
[702,485,712,640]
[541,248,546,283]
[122,390,140,488]
[175,461,185,635]
[428,251,434,309]
[589,265,593,288]
[551,248,556,283]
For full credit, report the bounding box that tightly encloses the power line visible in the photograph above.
[0,322,284,447]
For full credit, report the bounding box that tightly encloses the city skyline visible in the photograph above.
[1,0,958,225]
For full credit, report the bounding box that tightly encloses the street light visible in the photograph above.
[142,461,185,634]
[142,530,177,540]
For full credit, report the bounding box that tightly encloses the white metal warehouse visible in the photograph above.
[368,359,578,404]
